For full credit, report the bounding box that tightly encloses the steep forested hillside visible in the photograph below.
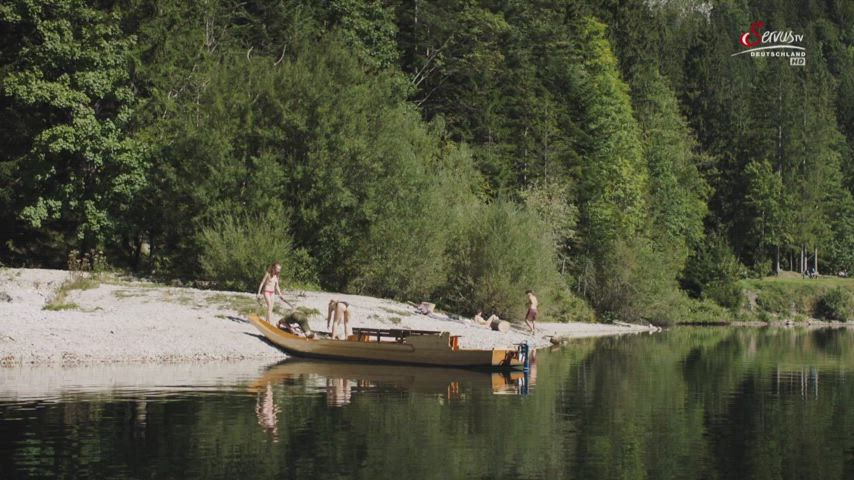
[2,0,852,324]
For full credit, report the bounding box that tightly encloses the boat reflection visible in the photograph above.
[248,358,535,407]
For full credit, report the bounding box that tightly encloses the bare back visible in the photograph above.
[527,293,538,311]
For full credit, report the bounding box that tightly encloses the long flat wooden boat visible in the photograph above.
[248,314,526,369]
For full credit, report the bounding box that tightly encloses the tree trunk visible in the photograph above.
[132,235,142,270]
[490,318,510,333]
[815,247,819,275]
[775,246,780,275]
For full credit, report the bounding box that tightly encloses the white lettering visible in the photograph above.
[760,30,802,44]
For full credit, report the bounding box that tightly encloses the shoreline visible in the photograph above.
[0,268,656,367]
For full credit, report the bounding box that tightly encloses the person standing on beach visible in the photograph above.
[525,290,538,334]
[257,262,291,324]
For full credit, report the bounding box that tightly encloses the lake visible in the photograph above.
[2,328,853,479]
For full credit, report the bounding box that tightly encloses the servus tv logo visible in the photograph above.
[732,21,806,66]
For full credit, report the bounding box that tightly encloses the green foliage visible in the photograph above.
[3,0,854,326]
[441,200,582,322]
[67,249,109,274]
[1,0,147,248]
[814,287,854,322]
[824,185,854,272]
[329,0,399,69]
[520,179,578,270]
[208,293,263,318]
[43,274,100,311]
[573,17,648,249]
[740,275,854,320]
[578,238,722,326]
[198,212,302,292]
[632,67,709,272]
[742,159,787,263]
[682,234,744,310]
[350,141,479,301]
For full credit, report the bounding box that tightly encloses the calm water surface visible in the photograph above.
[2,328,854,479]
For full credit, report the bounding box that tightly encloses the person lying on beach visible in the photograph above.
[257,262,293,324]
[473,310,487,326]
[416,302,435,315]
[277,310,314,338]
[525,290,538,334]
[327,299,351,340]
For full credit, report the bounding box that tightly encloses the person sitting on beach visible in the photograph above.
[473,310,488,326]
[257,262,293,324]
[277,310,314,338]
[327,299,351,340]
[525,290,538,334]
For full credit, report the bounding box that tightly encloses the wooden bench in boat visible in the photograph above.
[351,327,461,350]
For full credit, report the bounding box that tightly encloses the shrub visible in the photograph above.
[578,238,723,326]
[43,275,100,311]
[681,234,744,309]
[704,280,744,311]
[440,200,580,321]
[814,287,853,322]
[67,249,109,277]
[198,211,310,292]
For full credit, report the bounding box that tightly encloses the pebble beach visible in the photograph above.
[0,268,657,366]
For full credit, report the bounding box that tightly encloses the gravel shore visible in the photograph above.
[0,268,656,366]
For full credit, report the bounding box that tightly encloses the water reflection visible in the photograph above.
[248,358,534,408]
[255,383,280,441]
[2,328,854,480]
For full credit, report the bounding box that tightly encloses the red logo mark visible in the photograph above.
[740,21,764,48]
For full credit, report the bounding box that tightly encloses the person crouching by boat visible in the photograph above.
[257,262,292,324]
[327,299,351,340]
[277,310,314,338]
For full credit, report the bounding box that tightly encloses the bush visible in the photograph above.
[814,287,853,322]
[441,200,581,321]
[704,280,744,311]
[749,282,817,316]
[578,238,725,326]
[198,211,311,292]
[348,143,477,301]
[681,234,744,310]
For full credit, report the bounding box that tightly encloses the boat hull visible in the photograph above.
[248,314,523,369]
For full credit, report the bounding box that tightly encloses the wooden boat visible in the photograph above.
[248,314,527,369]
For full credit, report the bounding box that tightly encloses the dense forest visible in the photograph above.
[1,0,852,324]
